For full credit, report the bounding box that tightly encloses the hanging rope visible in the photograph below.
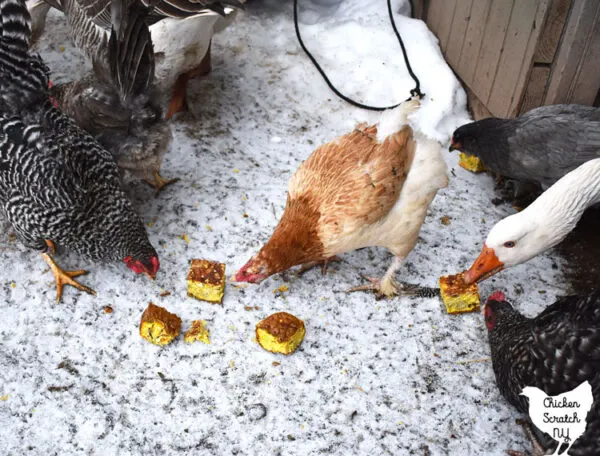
[293,0,424,112]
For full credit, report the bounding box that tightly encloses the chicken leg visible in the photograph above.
[165,43,212,120]
[506,419,553,456]
[41,240,96,303]
[346,257,405,299]
[144,171,180,194]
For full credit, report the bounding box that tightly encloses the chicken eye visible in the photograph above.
[504,241,516,248]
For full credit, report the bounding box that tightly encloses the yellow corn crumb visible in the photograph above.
[181,234,190,243]
[0,394,8,401]
[205,225,212,231]
[184,320,210,344]
[147,221,154,227]
[233,169,240,173]
[458,152,486,173]
[10,282,15,289]
[59,46,65,52]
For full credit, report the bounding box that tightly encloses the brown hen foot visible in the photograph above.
[505,419,551,456]
[41,246,96,304]
[297,256,342,276]
[144,172,180,194]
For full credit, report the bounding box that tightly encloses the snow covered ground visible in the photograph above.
[0,1,573,454]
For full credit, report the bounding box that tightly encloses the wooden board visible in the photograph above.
[457,0,493,87]
[534,0,572,63]
[471,0,515,106]
[444,0,474,69]
[545,0,600,104]
[435,0,458,54]
[519,66,551,114]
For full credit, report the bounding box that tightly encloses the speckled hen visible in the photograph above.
[450,104,600,190]
[234,99,448,298]
[485,291,600,456]
[0,0,158,302]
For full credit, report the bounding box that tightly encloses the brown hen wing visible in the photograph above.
[288,123,415,255]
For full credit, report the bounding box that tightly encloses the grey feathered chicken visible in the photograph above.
[450,104,600,190]
[486,291,600,456]
[0,0,159,302]
[49,0,177,192]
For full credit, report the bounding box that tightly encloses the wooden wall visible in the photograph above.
[416,0,600,119]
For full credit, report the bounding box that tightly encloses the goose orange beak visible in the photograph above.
[464,244,504,284]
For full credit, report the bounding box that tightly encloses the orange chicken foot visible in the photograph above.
[505,419,551,456]
[297,256,342,276]
[165,43,212,120]
[144,171,180,194]
[41,240,96,303]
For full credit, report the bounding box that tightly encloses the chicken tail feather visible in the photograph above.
[376,97,420,142]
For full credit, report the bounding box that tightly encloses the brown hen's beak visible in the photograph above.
[464,244,504,284]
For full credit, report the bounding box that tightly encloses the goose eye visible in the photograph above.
[504,241,516,248]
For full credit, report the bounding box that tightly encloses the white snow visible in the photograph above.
[0,1,571,455]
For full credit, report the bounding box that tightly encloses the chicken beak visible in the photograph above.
[449,139,460,152]
[145,271,156,281]
[464,244,504,284]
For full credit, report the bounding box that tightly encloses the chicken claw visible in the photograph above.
[41,240,96,303]
[505,419,552,456]
[297,256,342,276]
[145,171,180,194]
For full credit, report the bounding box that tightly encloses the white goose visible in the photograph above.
[464,158,600,284]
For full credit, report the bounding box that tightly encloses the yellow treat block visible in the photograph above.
[459,152,486,173]
[256,312,305,355]
[439,272,480,314]
[187,259,226,304]
[140,303,182,346]
[184,320,211,344]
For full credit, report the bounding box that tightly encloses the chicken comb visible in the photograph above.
[487,291,506,303]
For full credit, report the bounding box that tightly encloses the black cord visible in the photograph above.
[293,0,424,112]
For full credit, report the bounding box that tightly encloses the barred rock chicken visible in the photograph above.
[38,0,243,119]
[49,0,176,192]
[233,99,448,298]
[464,158,600,285]
[0,0,159,302]
[450,105,600,190]
[485,291,600,456]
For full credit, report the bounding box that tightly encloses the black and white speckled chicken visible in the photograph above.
[49,0,177,193]
[485,291,600,456]
[0,0,159,302]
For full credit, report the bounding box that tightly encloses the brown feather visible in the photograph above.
[250,123,414,276]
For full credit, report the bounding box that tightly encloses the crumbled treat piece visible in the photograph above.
[441,216,451,225]
[256,312,305,355]
[458,152,486,173]
[187,259,226,304]
[159,291,171,297]
[104,305,113,314]
[439,273,480,314]
[139,303,181,346]
[184,320,210,344]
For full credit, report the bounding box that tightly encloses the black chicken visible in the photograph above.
[450,105,600,191]
[0,0,159,302]
[485,291,600,456]
[49,0,177,193]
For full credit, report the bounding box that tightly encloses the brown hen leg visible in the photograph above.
[505,419,551,456]
[297,256,342,276]
[144,171,180,194]
[165,43,212,120]
[41,240,96,303]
